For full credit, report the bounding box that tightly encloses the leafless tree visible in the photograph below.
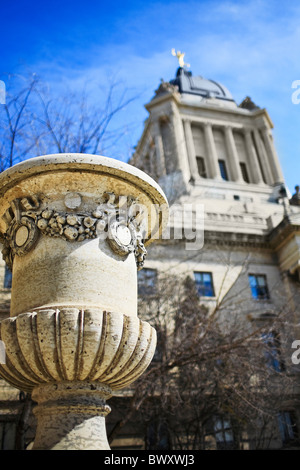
[0,73,139,173]
[107,264,300,450]
[34,79,138,156]
[0,74,39,171]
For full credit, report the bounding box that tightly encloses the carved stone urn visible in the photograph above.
[0,154,168,450]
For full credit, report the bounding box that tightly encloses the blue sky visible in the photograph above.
[1,0,300,192]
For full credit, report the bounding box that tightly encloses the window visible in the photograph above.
[248,274,270,300]
[0,422,17,450]
[240,162,250,183]
[137,268,157,296]
[218,160,229,181]
[262,331,284,372]
[194,272,215,297]
[213,416,236,450]
[278,411,298,445]
[196,156,207,178]
[144,154,151,173]
[152,327,165,362]
[146,421,170,450]
[3,265,12,289]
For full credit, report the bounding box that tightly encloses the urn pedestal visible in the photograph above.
[0,154,168,450]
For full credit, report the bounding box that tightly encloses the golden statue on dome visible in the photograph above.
[171,49,190,68]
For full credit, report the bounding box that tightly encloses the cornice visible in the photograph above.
[203,230,270,249]
[160,228,270,249]
[145,90,181,110]
[268,214,300,250]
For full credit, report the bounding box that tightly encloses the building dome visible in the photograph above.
[169,67,235,102]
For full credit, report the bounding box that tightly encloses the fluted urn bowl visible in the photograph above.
[0,308,157,393]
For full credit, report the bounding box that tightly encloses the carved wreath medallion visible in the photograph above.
[0,192,147,271]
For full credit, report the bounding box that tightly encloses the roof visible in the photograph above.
[169,67,235,102]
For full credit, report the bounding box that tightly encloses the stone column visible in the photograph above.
[153,120,167,177]
[0,154,168,450]
[169,102,191,183]
[203,122,222,180]
[32,382,112,450]
[261,126,284,184]
[253,129,273,185]
[243,128,265,184]
[140,140,154,176]
[224,126,243,183]
[183,119,200,180]
[148,145,156,176]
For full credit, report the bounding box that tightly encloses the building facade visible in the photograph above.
[131,64,300,322]
[0,62,300,449]
[129,63,300,449]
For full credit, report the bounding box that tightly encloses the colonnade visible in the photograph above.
[145,114,284,186]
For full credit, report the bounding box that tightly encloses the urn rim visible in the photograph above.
[0,153,169,244]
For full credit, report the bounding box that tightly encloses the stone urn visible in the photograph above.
[0,154,168,450]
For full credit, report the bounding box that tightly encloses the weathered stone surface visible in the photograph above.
[0,308,157,392]
[32,382,112,450]
[0,153,168,450]
[0,154,168,317]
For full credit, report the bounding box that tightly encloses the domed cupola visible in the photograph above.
[169,67,235,103]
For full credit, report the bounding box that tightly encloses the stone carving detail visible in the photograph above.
[154,79,179,97]
[290,185,300,206]
[37,209,100,241]
[1,192,147,270]
[1,196,40,269]
[239,96,260,110]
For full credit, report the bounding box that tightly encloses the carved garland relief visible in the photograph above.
[0,192,147,271]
